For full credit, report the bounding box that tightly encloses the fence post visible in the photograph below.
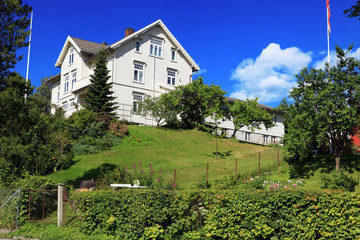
[57,183,64,227]
[235,158,238,180]
[258,152,261,177]
[173,169,176,190]
[277,148,280,169]
[15,188,21,229]
[207,163,209,184]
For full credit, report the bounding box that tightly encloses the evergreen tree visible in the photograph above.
[0,0,32,81]
[344,0,360,20]
[85,49,117,115]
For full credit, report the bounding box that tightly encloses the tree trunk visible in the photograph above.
[231,129,238,138]
[335,156,341,171]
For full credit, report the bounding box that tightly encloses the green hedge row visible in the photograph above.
[71,189,360,239]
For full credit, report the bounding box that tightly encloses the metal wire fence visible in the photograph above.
[0,188,21,229]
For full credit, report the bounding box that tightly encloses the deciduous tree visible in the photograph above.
[227,98,274,138]
[283,45,360,174]
[344,0,360,20]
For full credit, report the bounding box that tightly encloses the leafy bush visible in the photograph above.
[321,170,358,192]
[71,190,360,239]
[109,122,129,138]
[196,175,211,189]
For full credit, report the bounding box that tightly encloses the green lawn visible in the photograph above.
[49,125,283,188]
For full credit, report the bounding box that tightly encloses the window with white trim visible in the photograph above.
[264,135,269,144]
[64,74,69,93]
[57,85,60,101]
[62,102,68,110]
[134,63,144,83]
[70,99,75,109]
[132,93,143,112]
[150,38,163,57]
[135,41,141,53]
[245,132,251,141]
[69,47,74,65]
[171,49,176,61]
[167,69,176,86]
[273,115,277,123]
[271,136,277,143]
[71,71,77,89]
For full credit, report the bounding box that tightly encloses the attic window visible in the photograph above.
[135,41,141,53]
[69,47,74,65]
[150,38,163,57]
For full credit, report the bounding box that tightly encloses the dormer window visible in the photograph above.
[69,47,74,65]
[150,38,163,57]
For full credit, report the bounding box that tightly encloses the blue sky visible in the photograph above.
[15,0,360,107]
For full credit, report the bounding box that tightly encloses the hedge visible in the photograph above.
[71,189,360,239]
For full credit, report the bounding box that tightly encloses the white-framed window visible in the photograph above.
[134,63,144,83]
[273,115,277,123]
[62,102,68,110]
[171,48,176,61]
[167,69,176,86]
[150,38,163,57]
[71,71,77,89]
[245,132,251,141]
[57,85,60,101]
[64,74,69,93]
[135,41,141,53]
[69,47,74,65]
[271,136,277,143]
[70,99,75,109]
[264,135,269,144]
[132,93,143,112]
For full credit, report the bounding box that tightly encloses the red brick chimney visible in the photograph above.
[125,28,135,37]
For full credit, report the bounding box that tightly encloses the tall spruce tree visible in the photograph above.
[0,0,32,81]
[85,49,117,115]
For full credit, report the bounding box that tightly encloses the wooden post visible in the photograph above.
[235,158,238,180]
[277,148,280,168]
[57,183,64,227]
[258,152,261,177]
[173,169,176,190]
[207,163,209,184]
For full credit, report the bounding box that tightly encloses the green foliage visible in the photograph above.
[137,93,179,128]
[321,170,358,192]
[0,0,32,80]
[70,190,360,239]
[32,77,52,114]
[196,175,212,189]
[227,98,274,138]
[170,77,228,129]
[85,49,117,115]
[282,45,360,174]
[344,0,360,20]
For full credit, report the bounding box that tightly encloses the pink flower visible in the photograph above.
[284,186,289,188]
[293,184,297,188]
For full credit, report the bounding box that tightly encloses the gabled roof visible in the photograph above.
[55,36,106,67]
[110,19,200,72]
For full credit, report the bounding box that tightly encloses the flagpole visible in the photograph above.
[326,0,330,69]
[25,10,33,99]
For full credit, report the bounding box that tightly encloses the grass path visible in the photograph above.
[49,126,283,187]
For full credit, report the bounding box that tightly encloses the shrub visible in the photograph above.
[321,170,358,192]
[109,122,129,138]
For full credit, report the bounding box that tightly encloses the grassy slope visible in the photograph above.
[49,125,283,188]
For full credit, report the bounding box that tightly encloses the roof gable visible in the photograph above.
[110,19,200,72]
[55,36,105,67]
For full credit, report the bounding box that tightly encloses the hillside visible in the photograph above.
[49,125,282,188]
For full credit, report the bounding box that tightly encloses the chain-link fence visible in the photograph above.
[0,188,21,229]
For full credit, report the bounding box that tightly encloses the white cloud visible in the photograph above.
[313,47,360,69]
[194,68,207,75]
[230,43,312,105]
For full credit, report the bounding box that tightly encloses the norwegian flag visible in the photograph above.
[327,0,331,36]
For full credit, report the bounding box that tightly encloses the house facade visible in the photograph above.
[48,19,284,145]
